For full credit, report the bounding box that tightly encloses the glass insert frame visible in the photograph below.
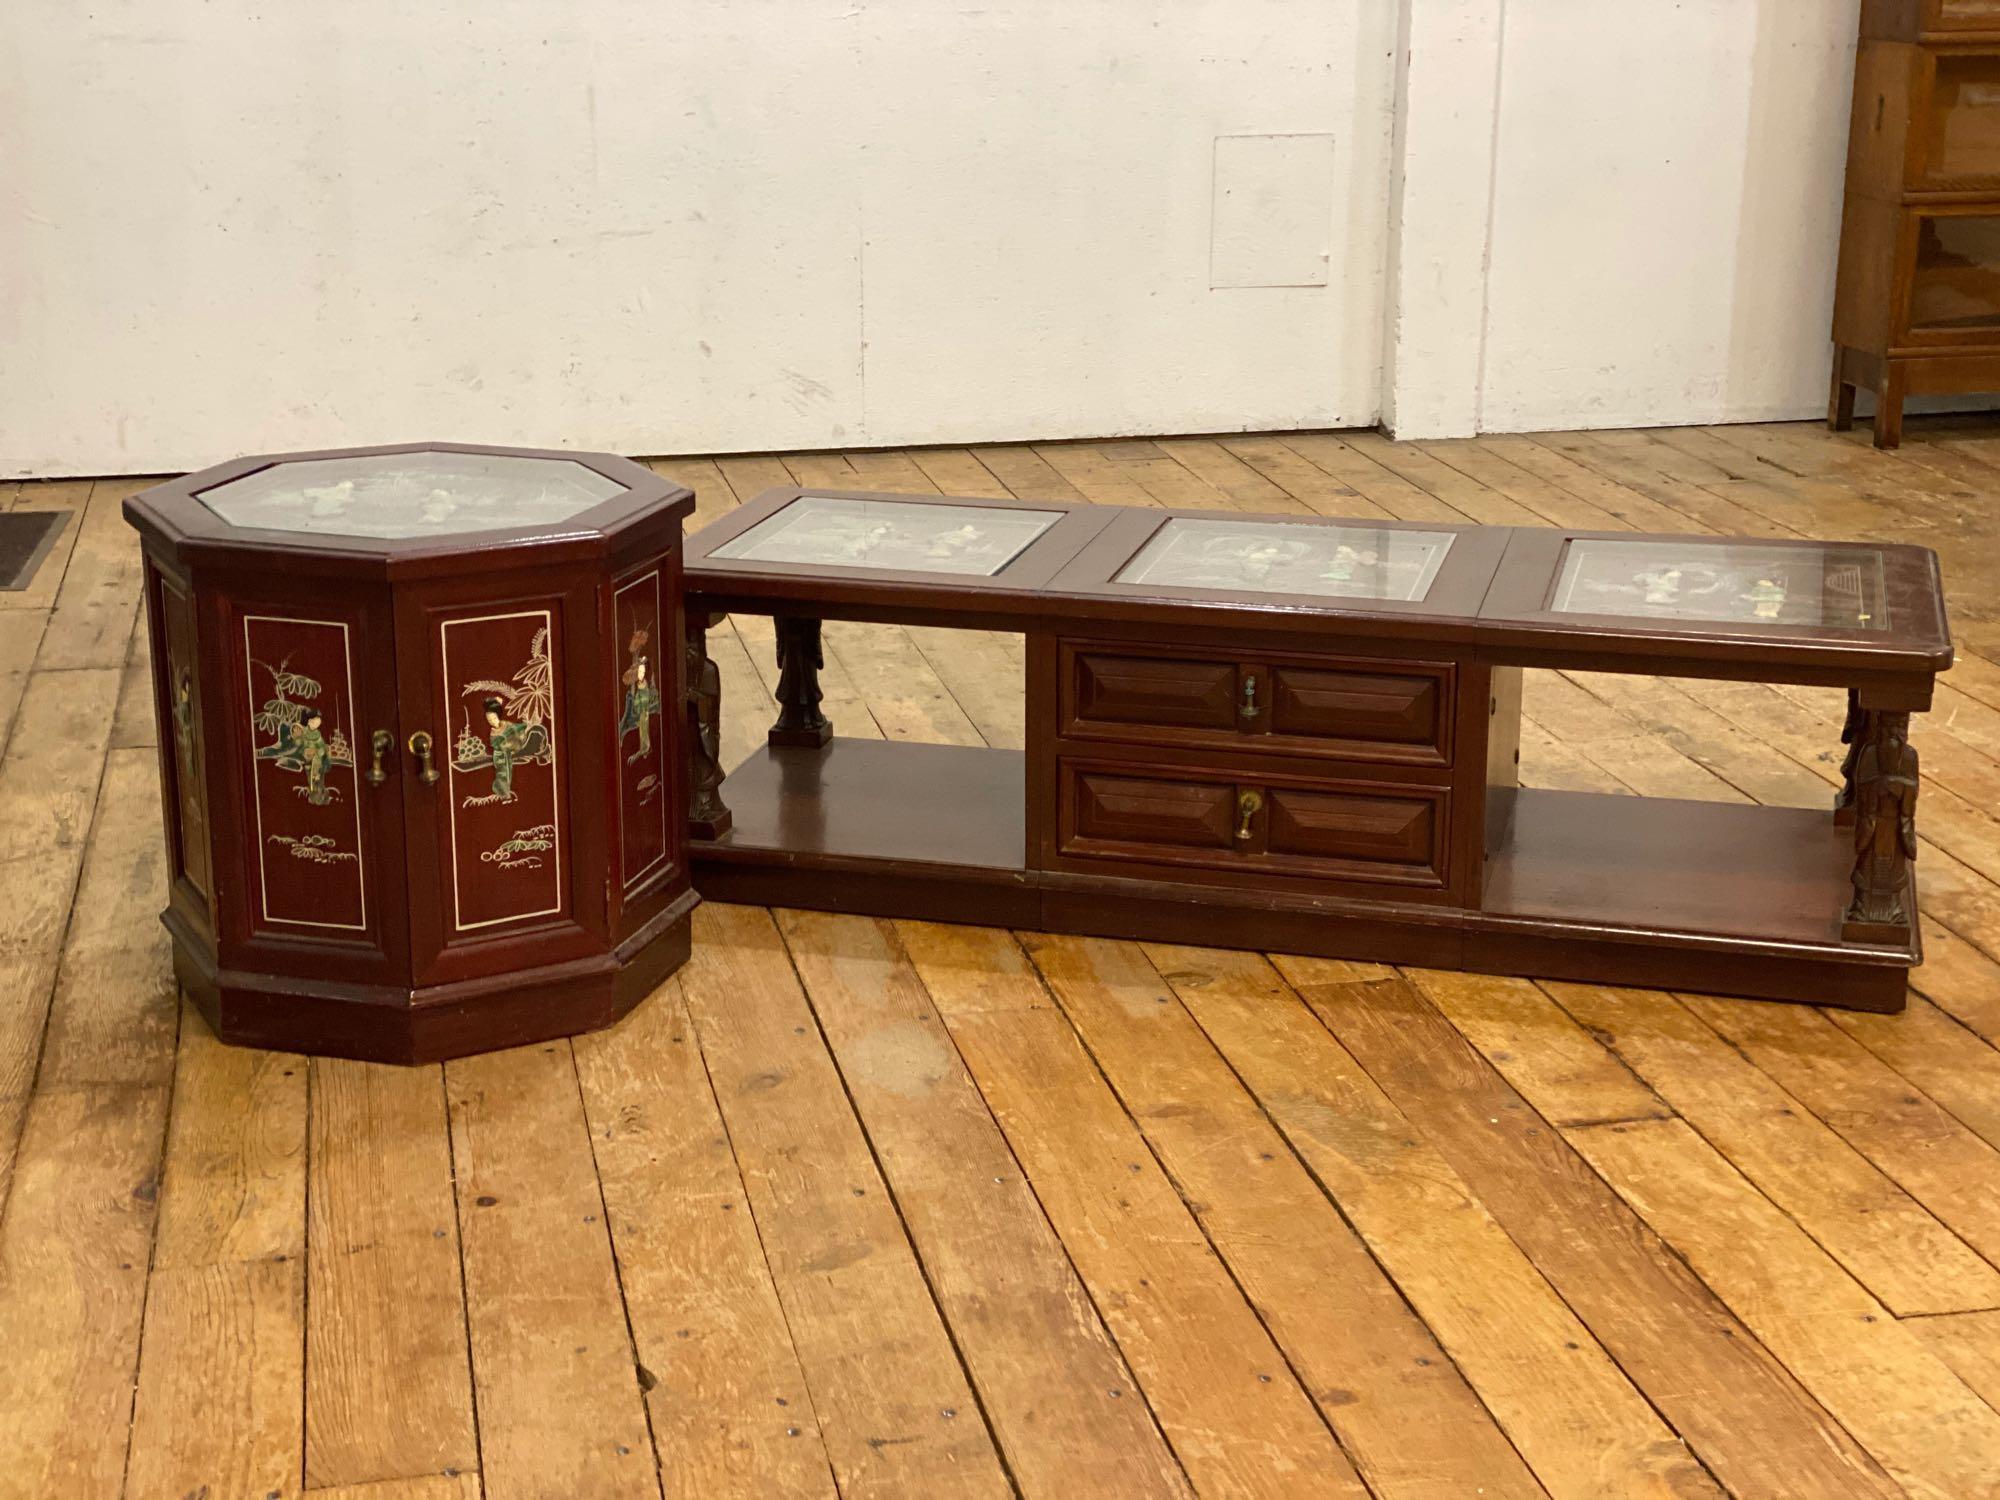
[709,494,1064,578]
[1924,50,2000,186]
[1906,209,2000,340]
[1549,538,1890,632]
[196,451,629,541]
[1932,0,2000,32]
[1113,517,1457,604]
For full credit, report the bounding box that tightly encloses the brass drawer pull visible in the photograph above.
[409,730,440,786]
[366,728,393,786]
[1239,674,1262,721]
[1235,788,1264,842]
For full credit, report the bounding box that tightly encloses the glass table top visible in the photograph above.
[195,452,628,539]
[1115,518,1455,602]
[1551,538,1888,630]
[711,495,1062,576]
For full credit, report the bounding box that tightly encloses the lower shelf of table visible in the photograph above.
[689,738,1915,1009]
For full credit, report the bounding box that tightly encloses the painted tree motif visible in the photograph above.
[461,624,554,730]
[251,656,353,805]
[455,626,556,806]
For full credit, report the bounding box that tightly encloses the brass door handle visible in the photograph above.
[1239,674,1262,722]
[409,730,440,786]
[1235,788,1264,842]
[366,729,393,786]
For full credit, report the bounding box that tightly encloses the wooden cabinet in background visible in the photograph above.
[1833,5,2000,444]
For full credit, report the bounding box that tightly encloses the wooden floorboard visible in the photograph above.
[8,418,2000,1496]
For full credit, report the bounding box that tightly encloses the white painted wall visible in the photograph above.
[0,0,1396,477]
[0,1,1884,472]
[1474,0,1861,435]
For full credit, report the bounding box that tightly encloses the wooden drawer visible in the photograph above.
[1057,759,1449,889]
[1061,640,1453,766]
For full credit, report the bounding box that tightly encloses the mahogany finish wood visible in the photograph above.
[1835,7,2000,445]
[125,441,697,1064]
[686,490,1953,1012]
[1061,641,1453,766]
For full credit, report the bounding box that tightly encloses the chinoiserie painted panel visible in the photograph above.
[155,568,212,909]
[242,613,367,931]
[613,561,671,893]
[439,607,567,931]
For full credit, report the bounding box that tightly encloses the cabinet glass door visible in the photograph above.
[1924,53,2000,185]
[397,582,601,985]
[222,589,410,983]
[1906,212,2000,341]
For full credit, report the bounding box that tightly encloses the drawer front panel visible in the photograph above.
[1267,785,1439,868]
[1072,769,1238,851]
[1074,651,1238,732]
[1062,640,1454,766]
[1266,664,1441,750]
[1058,759,1448,889]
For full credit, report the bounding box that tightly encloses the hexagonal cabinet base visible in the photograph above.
[125,443,700,1067]
[167,894,695,1065]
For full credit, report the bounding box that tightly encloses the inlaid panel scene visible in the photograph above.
[712,495,1061,575]
[198,451,626,539]
[242,615,367,930]
[1115,517,1455,601]
[157,573,211,905]
[614,566,671,891]
[442,608,565,931]
[1551,539,1888,629]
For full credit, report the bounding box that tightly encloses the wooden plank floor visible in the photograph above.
[5,421,2000,1498]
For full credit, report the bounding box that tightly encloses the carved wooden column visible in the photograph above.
[770,615,833,748]
[685,612,732,840]
[1833,689,1867,826]
[1842,710,1919,944]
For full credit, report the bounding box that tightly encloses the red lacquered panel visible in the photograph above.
[155,568,212,910]
[241,613,369,933]
[613,561,673,894]
[438,606,569,933]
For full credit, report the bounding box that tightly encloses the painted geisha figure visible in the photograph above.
[259,705,335,805]
[619,653,662,761]
[482,697,534,801]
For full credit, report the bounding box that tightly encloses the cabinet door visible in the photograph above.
[220,589,410,983]
[609,551,685,935]
[396,579,605,985]
[147,561,214,923]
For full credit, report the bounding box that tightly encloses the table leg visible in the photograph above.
[770,615,833,748]
[1828,355,1857,433]
[1842,709,1918,945]
[686,614,732,840]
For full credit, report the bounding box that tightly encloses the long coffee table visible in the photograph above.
[683,488,1951,1012]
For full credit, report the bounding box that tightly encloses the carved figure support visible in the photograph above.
[1834,689,1867,827]
[1842,710,1918,945]
[685,613,732,840]
[770,615,834,748]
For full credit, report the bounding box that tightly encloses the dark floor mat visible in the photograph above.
[0,511,69,591]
